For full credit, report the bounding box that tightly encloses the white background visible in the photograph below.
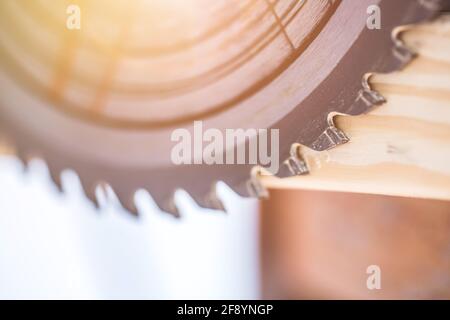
[0,156,260,299]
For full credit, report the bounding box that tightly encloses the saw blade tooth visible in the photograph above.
[341,73,387,117]
[246,167,269,199]
[224,182,248,198]
[187,183,227,212]
[391,26,418,68]
[310,125,349,151]
[106,185,139,216]
[277,143,309,178]
[118,197,139,216]
[344,77,387,115]
[219,165,259,198]
[147,189,180,217]
[85,187,100,209]
[206,187,227,212]
[208,196,226,212]
[158,195,180,217]
[49,169,63,193]
[77,177,100,209]
[15,147,30,173]
[385,0,444,72]
[392,43,416,66]
[94,183,109,208]
[226,178,262,199]
[246,179,268,199]
[359,74,387,107]
[219,174,247,198]
[134,189,171,217]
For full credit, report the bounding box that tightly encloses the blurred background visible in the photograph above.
[260,189,450,299]
[0,156,260,299]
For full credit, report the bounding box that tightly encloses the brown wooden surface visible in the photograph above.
[260,189,450,299]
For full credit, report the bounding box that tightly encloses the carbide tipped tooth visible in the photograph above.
[391,26,417,68]
[311,126,349,151]
[358,74,387,108]
[246,179,269,199]
[189,187,226,212]
[345,74,386,116]
[353,87,387,111]
[282,157,308,176]
[277,144,309,178]
[246,167,269,199]
[392,44,416,66]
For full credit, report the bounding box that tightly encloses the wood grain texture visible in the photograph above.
[262,16,450,201]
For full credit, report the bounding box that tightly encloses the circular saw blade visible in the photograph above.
[0,0,444,215]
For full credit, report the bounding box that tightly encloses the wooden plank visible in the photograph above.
[262,16,450,201]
